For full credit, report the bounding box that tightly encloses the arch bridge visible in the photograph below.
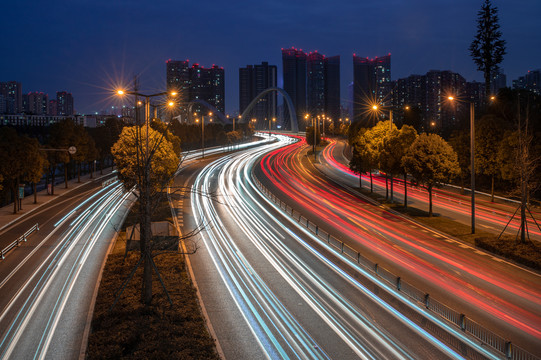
[239,87,298,133]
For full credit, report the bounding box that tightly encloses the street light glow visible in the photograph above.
[117,90,124,95]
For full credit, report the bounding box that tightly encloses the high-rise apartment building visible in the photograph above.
[56,91,74,116]
[513,69,540,95]
[165,60,225,118]
[324,55,341,124]
[282,47,307,128]
[24,92,49,115]
[166,60,190,114]
[306,52,341,124]
[392,74,425,125]
[307,52,326,115]
[352,54,391,123]
[393,70,483,134]
[0,81,23,114]
[239,62,277,122]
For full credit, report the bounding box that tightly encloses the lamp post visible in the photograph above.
[449,96,475,234]
[116,87,177,305]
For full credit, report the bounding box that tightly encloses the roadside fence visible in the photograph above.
[253,176,539,360]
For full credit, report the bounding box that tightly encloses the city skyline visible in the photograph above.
[1,0,540,115]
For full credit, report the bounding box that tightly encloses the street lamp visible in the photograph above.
[448,95,476,234]
[116,86,178,304]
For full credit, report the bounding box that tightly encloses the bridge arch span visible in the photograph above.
[240,87,298,133]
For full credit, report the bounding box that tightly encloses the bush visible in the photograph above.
[475,237,541,270]
[87,250,219,360]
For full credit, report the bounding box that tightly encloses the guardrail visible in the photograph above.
[253,177,539,360]
[1,223,39,259]
[102,176,118,188]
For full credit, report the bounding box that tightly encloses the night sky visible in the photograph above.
[1,0,540,115]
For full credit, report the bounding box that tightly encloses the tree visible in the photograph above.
[497,106,541,243]
[48,119,78,189]
[112,125,180,305]
[367,120,394,200]
[469,0,506,101]
[402,133,460,216]
[112,125,179,191]
[448,130,470,194]
[475,114,507,201]
[0,128,46,213]
[22,136,48,204]
[402,106,423,133]
[349,128,371,190]
[151,119,181,156]
[381,125,418,205]
[305,126,321,147]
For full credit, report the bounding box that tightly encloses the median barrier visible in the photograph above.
[1,223,39,259]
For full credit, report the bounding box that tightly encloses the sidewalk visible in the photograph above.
[0,168,116,232]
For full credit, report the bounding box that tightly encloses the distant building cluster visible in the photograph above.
[166,60,225,120]
[4,55,539,132]
[0,81,115,128]
[392,69,486,133]
[0,81,74,117]
[512,69,540,95]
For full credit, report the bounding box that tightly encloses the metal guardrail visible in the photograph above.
[253,177,540,360]
[1,223,39,259]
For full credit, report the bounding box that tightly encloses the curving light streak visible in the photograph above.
[257,136,541,342]
[322,139,541,238]
[0,183,129,359]
[191,135,466,359]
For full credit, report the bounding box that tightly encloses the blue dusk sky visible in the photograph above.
[1,0,540,115]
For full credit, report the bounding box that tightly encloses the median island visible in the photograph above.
[85,198,219,360]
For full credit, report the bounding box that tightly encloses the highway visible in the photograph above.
[0,175,132,359]
[321,139,541,240]
[184,134,496,359]
[253,135,541,357]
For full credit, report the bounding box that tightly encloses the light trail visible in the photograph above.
[322,139,541,238]
[191,134,465,359]
[256,135,541,348]
[0,182,130,359]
